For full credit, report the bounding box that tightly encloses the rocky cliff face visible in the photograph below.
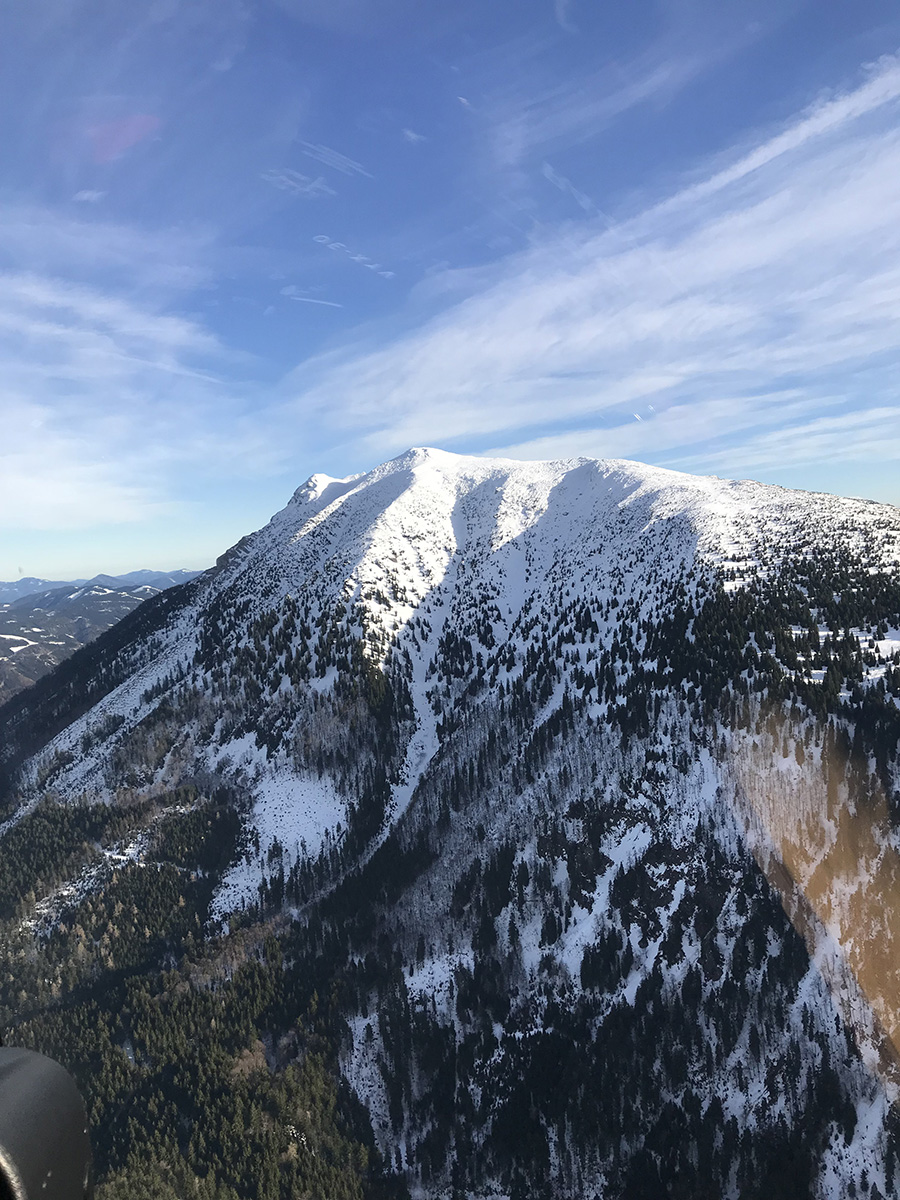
[2,449,899,1199]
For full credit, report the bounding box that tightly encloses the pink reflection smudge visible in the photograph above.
[87,114,161,164]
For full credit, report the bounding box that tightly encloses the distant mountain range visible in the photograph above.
[0,569,199,605]
[0,569,202,704]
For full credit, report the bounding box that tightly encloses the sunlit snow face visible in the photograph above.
[732,689,900,1097]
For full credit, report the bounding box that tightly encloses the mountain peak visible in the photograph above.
[290,470,358,507]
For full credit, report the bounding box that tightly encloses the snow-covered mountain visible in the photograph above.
[0,570,202,704]
[0,576,77,603]
[2,448,899,1200]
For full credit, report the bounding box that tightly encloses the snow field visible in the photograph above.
[211,770,346,919]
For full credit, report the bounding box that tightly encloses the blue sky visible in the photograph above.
[2,0,900,577]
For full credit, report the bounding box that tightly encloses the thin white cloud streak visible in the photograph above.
[671,53,900,211]
[283,56,900,481]
[289,296,342,307]
[298,141,372,177]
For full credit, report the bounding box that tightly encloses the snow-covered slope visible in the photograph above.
[3,448,900,1199]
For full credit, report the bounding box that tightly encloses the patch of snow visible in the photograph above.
[211,772,346,918]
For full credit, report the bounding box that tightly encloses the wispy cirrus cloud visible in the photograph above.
[0,272,219,357]
[487,56,703,170]
[0,264,282,533]
[472,2,764,174]
[282,55,900,497]
[553,0,577,35]
[675,407,900,477]
[486,391,846,466]
[0,395,159,530]
[0,203,213,291]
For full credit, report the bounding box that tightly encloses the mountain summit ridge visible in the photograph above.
[220,447,900,622]
[10,449,899,821]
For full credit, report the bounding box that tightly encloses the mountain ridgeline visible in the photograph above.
[2,449,900,1200]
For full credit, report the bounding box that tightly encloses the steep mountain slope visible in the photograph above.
[1,449,899,1200]
[0,571,201,705]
